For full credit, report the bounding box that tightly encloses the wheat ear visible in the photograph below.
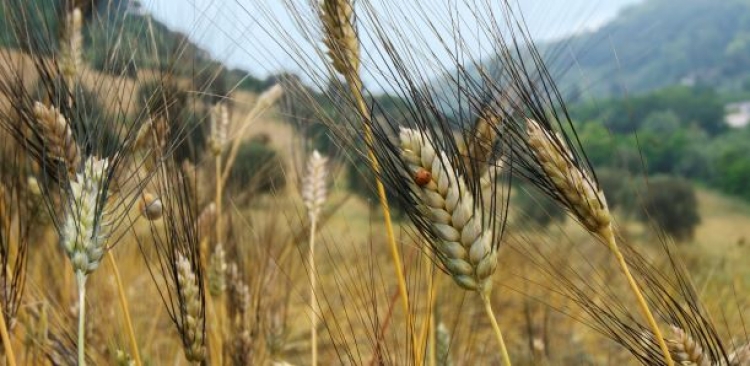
[227,263,252,364]
[666,326,709,366]
[302,150,328,366]
[32,102,80,174]
[399,128,510,365]
[59,7,83,89]
[176,253,206,363]
[726,342,750,366]
[208,243,227,297]
[525,118,674,366]
[59,156,110,365]
[320,1,418,361]
[209,101,230,156]
[435,322,453,366]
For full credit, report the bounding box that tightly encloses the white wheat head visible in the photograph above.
[399,127,497,293]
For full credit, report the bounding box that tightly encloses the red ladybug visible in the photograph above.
[414,168,432,186]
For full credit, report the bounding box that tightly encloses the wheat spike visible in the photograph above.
[176,253,206,362]
[525,118,610,234]
[61,157,110,275]
[725,342,750,366]
[436,322,453,366]
[32,102,81,173]
[207,243,227,296]
[196,203,216,243]
[227,263,252,364]
[666,327,710,366]
[302,150,328,221]
[321,0,360,75]
[59,7,83,87]
[256,84,284,110]
[209,102,230,155]
[467,109,503,181]
[399,128,497,293]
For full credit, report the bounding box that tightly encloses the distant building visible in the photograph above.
[725,101,750,128]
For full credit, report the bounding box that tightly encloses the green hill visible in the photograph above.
[545,0,750,97]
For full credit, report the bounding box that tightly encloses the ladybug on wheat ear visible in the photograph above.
[413,168,432,186]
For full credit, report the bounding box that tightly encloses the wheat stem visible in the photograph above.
[219,85,283,189]
[0,301,16,366]
[213,156,224,366]
[480,292,511,366]
[309,216,319,366]
[106,251,142,366]
[602,226,674,366]
[320,0,418,359]
[76,272,87,366]
[349,74,420,364]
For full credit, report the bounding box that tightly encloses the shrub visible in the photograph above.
[635,175,700,241]
[228,141,286,194]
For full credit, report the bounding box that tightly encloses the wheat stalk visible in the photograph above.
[32,102,80,174]
[399,127,510,365]
[525,118,674,366]
[176,252,206,363]
[58,155,110,365]
[106,252,143,366]
[302,150,328,366]
[319,1,418,361]
[220,84,284,189]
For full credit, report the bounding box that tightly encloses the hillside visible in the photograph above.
[557,0,750,97]
[476,0,750,99]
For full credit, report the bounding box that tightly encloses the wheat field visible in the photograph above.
[0,1,746,365]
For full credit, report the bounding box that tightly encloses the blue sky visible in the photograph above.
[142,0,643,85]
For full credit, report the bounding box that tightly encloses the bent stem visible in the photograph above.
[76,271,87,366]
[106,251,142,366]
[0,300,16,366]
[601,226,674,366]
[309,217,319,366]
[345,74,419,364]
[479,291,511,366]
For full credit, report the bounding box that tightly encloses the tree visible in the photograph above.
[635,175,700,242]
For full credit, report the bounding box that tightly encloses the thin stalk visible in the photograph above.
[213,155,224,366]
[106,251,142,366]
[76,272,87,366]
[601,226,674,366]
[309,217,319,366]
[345,73,419,365]
[418,251,436,365]
[0,301,16,366]
[219,103,274,188]
[479,291,511,366]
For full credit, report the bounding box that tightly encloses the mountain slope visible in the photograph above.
[553,0,750,97]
